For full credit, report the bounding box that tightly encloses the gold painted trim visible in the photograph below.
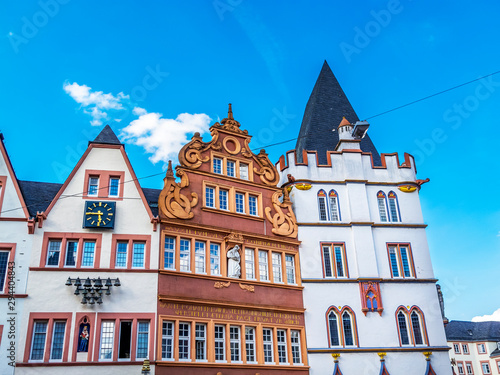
[301,278,438,283]
[156,361,310,370]
[308,346,451,353]
[158,295,306,313]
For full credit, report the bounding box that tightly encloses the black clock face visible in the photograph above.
[83,201,116,228]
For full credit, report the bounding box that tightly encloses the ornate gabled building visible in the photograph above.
[15,126,161,375]
[156,105,308,374]
[276,62,451,374]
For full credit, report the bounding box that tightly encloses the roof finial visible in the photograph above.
[228,103,233,120]
[166,160,174,177]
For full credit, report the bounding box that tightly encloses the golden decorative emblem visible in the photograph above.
[295,183,312,190]
[398,185,417,193]
[158,161,198,219]
[264,188,298,238]
[239,283,255,292]
[214,281,231,289]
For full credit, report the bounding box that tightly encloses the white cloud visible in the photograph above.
[472,308,500,322]
[121,107,211,165]
[63,82,129,126]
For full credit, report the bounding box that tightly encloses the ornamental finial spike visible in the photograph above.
[166,160,174,177]
[228,103,233,119]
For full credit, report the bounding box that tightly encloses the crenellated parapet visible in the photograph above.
[276,149,421,188]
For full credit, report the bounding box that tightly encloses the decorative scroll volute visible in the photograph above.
[264,188,298,238]
[158,161,198,220]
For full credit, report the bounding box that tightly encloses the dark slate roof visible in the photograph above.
[445,321,500,341]
[18,180,160,218]
[18,180,62,217]
[142,187,161,217]
[90,125,122,146]
[295,61,381,165]
[491,348,500,358]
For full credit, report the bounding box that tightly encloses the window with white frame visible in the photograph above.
[388,244,413,278]
[195,241,206,274]
[179,239,190,271]
[463,344,469,354]
[478,343,486,354]
[195,323,206,360]
[210,243,220,275]
[262,328,274,363]
[204,184,261,216]
[50,321,66,361]
[318,190,328,221]
[30,321,48,360]
[277,329,288,364]
[161,321,174,360]
[109,177,120,197]
[258,250,269,281]
[136,321,149,359]
[88,176,99,196]
[214,325,225,361]
[272,252,282,283]
[328,190,340,221]
[99,321,115,360]
[205,186,215,208]
[291,330,302,364]
[317,189,341,222]
[285,254,296,284]
[322,243,347,278]
[466,362,473,374]
[457,363,464,375]
[64,241,78,267]
[227,160,235,177]
[81,241,95,267]
[230,326,241,362]
[116,242,128,268]
[213,158,223,174]
[132,243,145,268]
[235,192,245,214]
[245,327,256,362]
[248,195,258,216]
[239,163,249,180]
[46,240,61,266]
[245,249,255,279]
[481,362,491,374]
[219,189,228,210]
[164,237,175,270]
[178,322,190,360]
[454,343,461,354]
[397,308,426,346]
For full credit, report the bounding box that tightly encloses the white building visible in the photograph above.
[446,320,500,375]
[276,62,451,374]
[0,133,35,375]
[15,126,160,375]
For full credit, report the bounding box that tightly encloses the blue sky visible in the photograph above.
[1,0,498,321]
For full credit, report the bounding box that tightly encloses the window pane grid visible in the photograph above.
[329,196,339,221]
[249,195,257,216]
[47,240,61,266]
[400,247,411,277]
[178,323,190,359]
[227,160,235,177]
[195,241,206,273]
[50,321,66,360]
[262,328,274,363]
[235,193,245,214]
[277,329,287,363]
[164,237,175,269]
[195,324,206,360]
[210,243,220,275]
[389,197,398,221]
[245,327,256,362]
[88,177,99,196]
[398,312,410,345]
[230,326,240,361]
[82,241,95,267]
[389,248,400,277]
[272,252,282,282]
[116,242,128,268]
[239,164,248,180]
[179,239,190,271]
[258,250,269,281]
[161,322,173,359]
[65,241,77,266]
[245,249,255,279]
[100,321,115,359]
[291,330,301,363]
[213,158,222,174]
[219,190,228,210]
[323,246,333,277]
[318,197,327,221]
[342,312,354,346]
[0,251,10,290]
[205,187,215,208]
[31,321,48,360]
[136,321,149,358]
[411,312,423,345]
[132,243,145,268]
[334,246,344,277]
[285,254,295,284]
[214,325,225,361]
[109,178,119,196]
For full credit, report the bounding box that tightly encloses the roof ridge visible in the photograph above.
[90,125,122,146]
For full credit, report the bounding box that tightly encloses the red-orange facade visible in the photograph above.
[156,106,308,374]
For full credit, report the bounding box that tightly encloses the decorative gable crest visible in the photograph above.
[158,161,198,219]
[177,104,279,186]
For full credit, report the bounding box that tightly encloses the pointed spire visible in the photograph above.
[166,160,174,177]
[90,125,122,146]
[228,103,234,120]
[295,61,380,165]
[220,103,242,132]
[338,117,351,128]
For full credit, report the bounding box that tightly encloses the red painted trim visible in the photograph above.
[456,361,465,375]
[0,325,3,346]
[29,267,157,273]
[82,170,125,200]
[386,243,416,279]
[462,343,470,355]
[0,243,16,294]
[72,313,96,362]
[24,312,72,363]
[325,305,358,348]
[110,234,151,269]
[0,176,6,215]
[39,232,102,269]
[395,305,429,346]
[476,342,487,354]
[0,138,30,218]
[479,360,491,374]
[319,242,349,278]
[93,313,155,363]
[465,361,474,374]
[453,342,462,354]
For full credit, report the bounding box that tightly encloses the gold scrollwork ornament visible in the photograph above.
[264,189,298,238]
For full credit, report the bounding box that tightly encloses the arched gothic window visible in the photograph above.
[388,191,400,222]
[396,306,427,346]
[326,307,357,347]
[317,190,328,221]
[328,190,341,222]
[377,191,388,222]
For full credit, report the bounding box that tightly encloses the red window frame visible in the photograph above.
[110,234,151,269]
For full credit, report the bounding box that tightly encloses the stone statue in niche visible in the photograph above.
[227,245,241,278]
[78,323,90,352]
